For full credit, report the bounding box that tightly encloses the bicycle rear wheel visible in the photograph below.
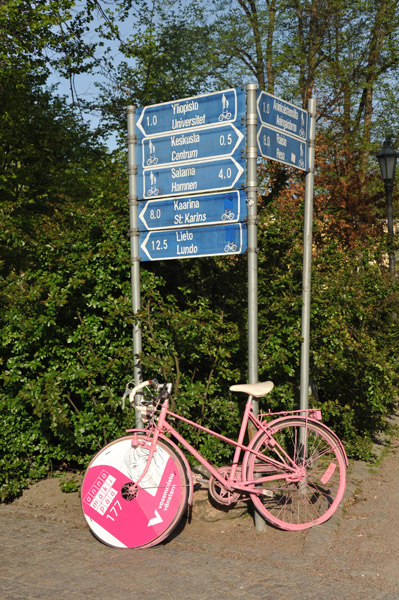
[246,418,346,531]
[81,434,189,548]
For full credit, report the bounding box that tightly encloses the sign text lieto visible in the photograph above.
[139,224,247,261]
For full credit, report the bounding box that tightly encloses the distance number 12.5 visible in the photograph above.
[151,239,168,251]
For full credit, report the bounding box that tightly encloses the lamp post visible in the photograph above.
[376,136,398,276]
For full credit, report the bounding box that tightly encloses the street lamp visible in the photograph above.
[376,136,398,275]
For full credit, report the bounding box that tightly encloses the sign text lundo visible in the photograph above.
[139,224,247,262]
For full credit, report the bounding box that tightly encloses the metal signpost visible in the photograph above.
[246,84,266,532]
[128,86,315,527]
[127,106,143,427]
[299,98,316,413]
[246,84,259,390]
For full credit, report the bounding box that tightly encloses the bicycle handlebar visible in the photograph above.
[121,379,172,409]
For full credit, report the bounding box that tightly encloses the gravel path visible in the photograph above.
[2,422,399,599]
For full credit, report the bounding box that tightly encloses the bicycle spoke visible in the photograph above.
[246,418,346,530]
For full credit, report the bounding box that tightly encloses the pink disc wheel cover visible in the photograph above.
[81,438,184,548]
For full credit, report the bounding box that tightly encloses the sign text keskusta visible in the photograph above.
[139,123,244,169]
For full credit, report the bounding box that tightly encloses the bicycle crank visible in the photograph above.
[208,466,243,505]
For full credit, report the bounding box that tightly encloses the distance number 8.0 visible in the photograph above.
[150,209,161,220]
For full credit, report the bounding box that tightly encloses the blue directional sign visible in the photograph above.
[139,223,247,261]
[136,88,246,137]
[138,190,247,231]
[139,123,244,168]
[137,157,245,200]
[257,91,308,141]
[257,125,308,171]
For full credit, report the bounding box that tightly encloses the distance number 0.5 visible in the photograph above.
[219,133,233,146]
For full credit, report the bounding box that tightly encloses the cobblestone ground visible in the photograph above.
[2,436,399,600]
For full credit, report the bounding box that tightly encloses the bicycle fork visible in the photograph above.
[124,398,174,494]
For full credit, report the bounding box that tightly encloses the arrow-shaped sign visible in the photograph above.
[139,223,247,261]
[137,156,245,200]
[135,88,245,137]
[138,190,247,231]
[257,125,308,171]
[139,123,244,168]
[257,91,308,141]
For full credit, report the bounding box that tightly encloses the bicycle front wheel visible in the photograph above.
[81,434,189,548]
[246,418,346,531]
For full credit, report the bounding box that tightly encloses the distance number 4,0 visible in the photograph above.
[218,167,232,180]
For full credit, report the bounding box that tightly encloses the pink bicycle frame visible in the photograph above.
[127,394,311,497]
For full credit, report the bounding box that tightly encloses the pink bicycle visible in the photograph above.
[81,379,347,548]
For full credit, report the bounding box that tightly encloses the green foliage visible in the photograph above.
[1,0,399,502]
[310,240,399,458]
[59,477,79,493]
[253,169,399,459]
[96,2,215,135]
[0,0,99,82]
[2,123,398,497]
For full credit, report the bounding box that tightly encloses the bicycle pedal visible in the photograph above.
[192,472,209,485]
[262,489,274,497]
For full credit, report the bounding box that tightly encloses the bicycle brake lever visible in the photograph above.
[158,383,172,399]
